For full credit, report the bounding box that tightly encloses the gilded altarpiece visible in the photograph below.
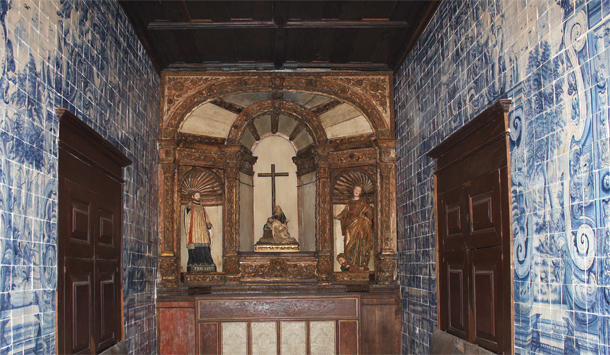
[157,72,397,290]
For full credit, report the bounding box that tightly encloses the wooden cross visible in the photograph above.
[258,164,289,212]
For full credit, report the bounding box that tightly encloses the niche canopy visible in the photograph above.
[158,72,398,290]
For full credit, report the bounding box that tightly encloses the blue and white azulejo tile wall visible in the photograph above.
[395,0,610,353]
[0,0,159,354]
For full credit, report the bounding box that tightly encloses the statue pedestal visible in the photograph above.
[254,243,300,252]
[334,271,371,283]
[187,264,217,273]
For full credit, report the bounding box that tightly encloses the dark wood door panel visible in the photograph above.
[440,252,468,340]
[471,247,503,353]
[95,184,122,260]
[438,185,466,252]
[96,260,120,352]
[58,110,130,354]
[466,170,502,250]
[63,179,96,259]
[64,258,94,354]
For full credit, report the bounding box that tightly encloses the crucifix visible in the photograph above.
[258,164,289,212]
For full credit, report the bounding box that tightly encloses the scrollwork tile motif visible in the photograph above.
[396,0,610,353]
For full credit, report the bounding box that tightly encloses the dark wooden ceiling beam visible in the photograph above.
[272,2,290,68]
[271,111,280,134]
[285,20,408,29]
[167,61,390,71]
[148,21,278,30]
[312,100,342,116]
[147,19,408,31]
[289,122,305,141]
[210,99,244,114]
[249,123,261,141]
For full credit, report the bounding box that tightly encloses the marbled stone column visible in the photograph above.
[313,144,333,282]
[159,139,179,286]
[223,145,242,278]
[376,140,397,284]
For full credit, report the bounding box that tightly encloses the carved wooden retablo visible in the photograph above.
[158,72,397,291]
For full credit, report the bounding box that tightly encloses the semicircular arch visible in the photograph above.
[162,76,390,140]
[227,99,327,144]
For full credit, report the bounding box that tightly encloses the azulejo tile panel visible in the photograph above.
[0,0,159,354]
[396,0,610,353]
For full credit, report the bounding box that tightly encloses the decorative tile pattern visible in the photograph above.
[251,321,277,355]
[280,321,306,355]
[309,321,335,355]
[222,322,247,355]
[0,0,159,354]
[395,0,610,353]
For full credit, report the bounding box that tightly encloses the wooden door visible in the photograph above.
[429,100,512,354]
[57,110,131,354]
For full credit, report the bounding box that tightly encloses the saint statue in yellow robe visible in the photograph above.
[182,191,216,272]
[335,186,374,270]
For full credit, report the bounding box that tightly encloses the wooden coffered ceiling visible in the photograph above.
[118,1,440,73]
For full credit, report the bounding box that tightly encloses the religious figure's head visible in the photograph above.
[336,253,348,266]
[274,205,283,214]
[192,191,201,202]
[353,186,363,199]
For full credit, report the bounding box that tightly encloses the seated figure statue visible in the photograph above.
[256,205,298,245]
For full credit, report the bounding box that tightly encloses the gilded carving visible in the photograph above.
[376,254,396,284]
[161,72,392,140]
[241,259,316,279]
[316,254,333,281]
[333,77,390,116]
[178,150,226,168]
[183,273,223,285]
[330,149,377,166]
[161,163,177,253]
[159,256,180,286]
[179,167,223,205]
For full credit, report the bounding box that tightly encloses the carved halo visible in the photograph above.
[333,170,375,203]
[180,167,223,204]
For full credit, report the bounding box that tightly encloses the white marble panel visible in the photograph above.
[293,129,314,150]
[298,172,317,251]
[254,114,272,136]
[309,321,336,355]
[278,115,298,136]
[325,115,372,139]
[318,103,361,127]
[280,321,307,355]
[222,322,247,355]
[252,322,277,355]
[180,103,236,137]
[240,173,254,251]
[224,92,272,107]
[240,129,257,150]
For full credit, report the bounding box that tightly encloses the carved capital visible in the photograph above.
[159,256,180,287]
[377,140,396,164]
[376,253,397,285]
[159,140,177,164]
